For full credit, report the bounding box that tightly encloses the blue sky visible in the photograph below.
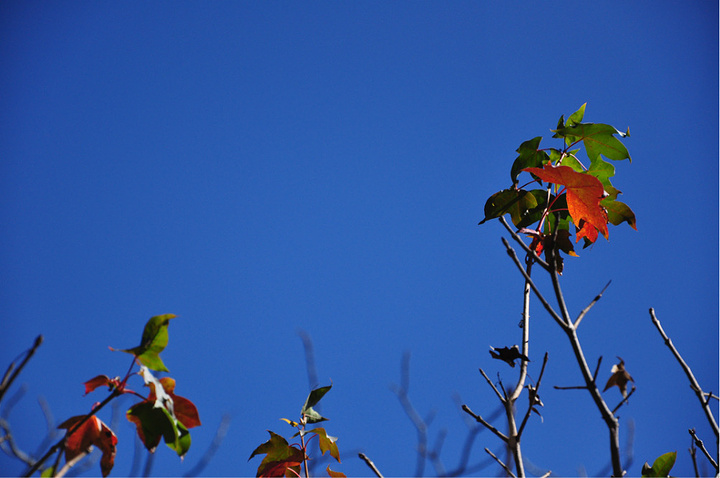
[1,2,717,477]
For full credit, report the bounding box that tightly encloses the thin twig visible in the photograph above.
[689,428,719,471]
[592,356,603,383]
[553,384,588,390]
[358,453,384,478]
[498,216,550,271]
[461,405,508,442]
[478,368,505,404]
[611,386,637,414]
[650,309,719,440]
[517,352,549,437]
[484,447,516,477]
[575,281,612,328]
[501,237,566,329]
[0,335,43,404]
[22,388,121,477]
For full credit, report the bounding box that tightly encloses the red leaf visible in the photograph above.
[84,375,116,395]
[158,377,201,428]
[523,164,608,242]
[58,415,117,477]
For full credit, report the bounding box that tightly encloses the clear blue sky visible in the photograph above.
[1,2,717,477]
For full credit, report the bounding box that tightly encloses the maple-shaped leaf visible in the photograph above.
[110,314,176,372]
[308,427,340,462]
[249,430,305,478]
[552,116,631,163]
[126,367,194,457]
[489,345,529,368]
[58,414,118,477]
[641,451,676,477]
[523,164,608,243]
[301,384,332,424]
[603,358,635,398]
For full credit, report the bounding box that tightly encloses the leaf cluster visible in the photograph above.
[249,384,345,478]
[480,104,636,268]
[47,314,201,477]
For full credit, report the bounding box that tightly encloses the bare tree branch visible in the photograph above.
[689,428,719,472]
[484,447,516,477]
[184,413,232,477]
[0,335,43,405]
[461,405,508,443]
[358,453,384,478]
[498,216,550,271]
[575,281,612,329]
[650,309,719,442]
[501,238,566,329]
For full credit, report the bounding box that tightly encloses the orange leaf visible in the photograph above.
[523,164,608,242]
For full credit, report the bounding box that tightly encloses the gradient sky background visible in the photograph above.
[1,2,718,477]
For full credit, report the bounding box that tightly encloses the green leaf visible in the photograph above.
[641,451,676,477]
[308,427,340,462]
[479,189,547,228]
[588,157,620,199]
[301,384,332,416]
[566,103,586,126]
[112,314,176,372]
[510,137,549,184]
[602,198,637,230]
[553,122,631,162]
[302,407,328,424]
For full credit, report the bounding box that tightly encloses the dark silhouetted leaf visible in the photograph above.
[479,189,547,228]
[489,345,529,368]
[510,137,549,184]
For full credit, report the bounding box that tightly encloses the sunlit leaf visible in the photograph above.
[553,121,631,162]
[327,466,347,477]
[641,451,676,477]
[111,314,176,372]
[309,427,340,462]
[523,164,608,243]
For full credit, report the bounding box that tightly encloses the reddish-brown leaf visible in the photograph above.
[523,164,608,243]
[58,415,117,477]
[84,375,115,395]
[158,377,202,428]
